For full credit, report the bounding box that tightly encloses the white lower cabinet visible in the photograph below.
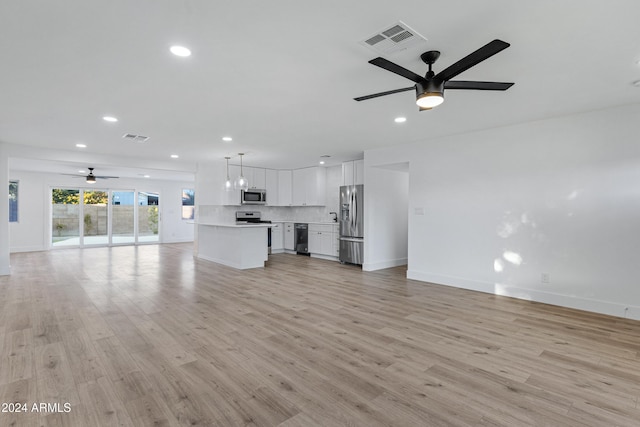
[309,224,336,257]
[271,223,284,251]
[284,222,295,250]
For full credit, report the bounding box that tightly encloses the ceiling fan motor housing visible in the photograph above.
[416,79,444,105]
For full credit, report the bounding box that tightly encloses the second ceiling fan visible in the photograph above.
[64,167,119,184]
[354,39,514,110]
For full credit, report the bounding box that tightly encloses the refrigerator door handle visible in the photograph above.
[350,191,355,228]
[339,237,363,242]
[353,188,357,229]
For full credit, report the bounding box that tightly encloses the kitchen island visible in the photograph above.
[196,222,272,269]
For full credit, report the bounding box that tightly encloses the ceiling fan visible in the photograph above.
[64,167,119,184]
[354,39,514,110]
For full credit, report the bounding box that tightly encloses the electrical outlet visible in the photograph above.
[541,273,550,284]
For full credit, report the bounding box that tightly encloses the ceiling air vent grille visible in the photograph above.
[122,133,150,143]
[359,21,427,55]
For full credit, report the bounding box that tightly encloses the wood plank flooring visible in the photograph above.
[1,243,640,426]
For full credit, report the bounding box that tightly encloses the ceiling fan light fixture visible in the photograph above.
[416,92,444,109]
[415,79,444,109]
[86,175,96,184]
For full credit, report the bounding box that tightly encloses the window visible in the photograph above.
[182,188,195,220]
[9,180,18,222]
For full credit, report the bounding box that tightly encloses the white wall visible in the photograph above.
[365,103,640,320]
[0,142,10,275]
[363,164,408,271]
[8,169,194,252]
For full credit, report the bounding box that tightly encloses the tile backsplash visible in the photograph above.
[198,204,338,224]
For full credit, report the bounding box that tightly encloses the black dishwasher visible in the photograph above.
[295,223,309,255]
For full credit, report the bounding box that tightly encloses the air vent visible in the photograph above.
[360,21,427,55]
[122,133,150,143]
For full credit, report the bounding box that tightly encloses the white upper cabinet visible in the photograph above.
[217,163,329,207]
[292,168,306,206]
[265,169,278,206]
[292,167,326,206]
[342,160,364,186]
[248,167,266,189]
[277,170,293,206]
[354,160,364,185]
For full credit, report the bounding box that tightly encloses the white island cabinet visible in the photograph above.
[196,223,271,269]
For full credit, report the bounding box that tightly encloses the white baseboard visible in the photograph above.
[406,269,640,321]
[10,245,46,253]
[310,253,339,262]
[363,258,407,272]
[162,238,194,244]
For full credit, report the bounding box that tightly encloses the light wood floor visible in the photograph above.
[1,244,640,426]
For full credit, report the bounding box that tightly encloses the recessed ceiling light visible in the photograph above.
[103,116,118,122]
[75,143,87,148]
[222,136,233,142]
[170,46,191,57]
[319,161,325,165]
[394,117,407,123]
[78,170,86,174]
[170,154,179,158]
[144,175,150,178]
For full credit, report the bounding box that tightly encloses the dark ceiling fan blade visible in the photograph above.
[94,175,119,179]
[354,86,415,101]
[369,57,425,83]
[434,39,510,82]
[444,81,514,90]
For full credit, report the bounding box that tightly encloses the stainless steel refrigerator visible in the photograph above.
[339,184,363,265]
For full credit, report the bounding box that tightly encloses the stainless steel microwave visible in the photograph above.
[241,189,267,205]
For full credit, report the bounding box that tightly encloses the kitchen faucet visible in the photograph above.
[329,212,337,222]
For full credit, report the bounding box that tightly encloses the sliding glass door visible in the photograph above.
[52,189,81,247]
[138,191,160,243]
[112,191,135,244]
[83,190,109,246]
[51,188,160,247]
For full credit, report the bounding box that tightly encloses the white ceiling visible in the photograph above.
[2,1,640,178]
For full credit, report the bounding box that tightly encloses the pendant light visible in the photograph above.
[234,153,249,191]
[224,157,232,191]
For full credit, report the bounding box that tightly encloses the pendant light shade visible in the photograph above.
[224,157,232,191]
[234,153,249,191]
